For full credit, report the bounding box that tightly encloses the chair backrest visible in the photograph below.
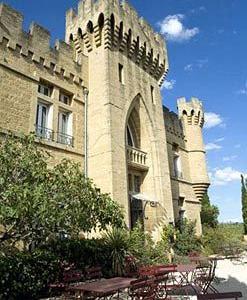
[85,266,102,280]
[129,278,157,299]
[63,269,82,283]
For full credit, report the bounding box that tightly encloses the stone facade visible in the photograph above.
[0,0,210,237]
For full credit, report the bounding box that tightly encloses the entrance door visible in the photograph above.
[130,197,144,229]
[129,174,144,229]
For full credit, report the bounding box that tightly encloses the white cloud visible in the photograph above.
[205,143,222,151]
[197,59,208,68]
[159,14,199,42]
[184,64,193,71]
[234,144,241,149]
[223,155,237,162]
[204,112,223,129]
[215,137,225,143]
[211,167,246,186]
[190,6,206,14]
[184,59,208,72]
[161,79,176,90]
[237,80,247,95]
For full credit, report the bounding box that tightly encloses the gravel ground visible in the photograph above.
[213,254,247,299]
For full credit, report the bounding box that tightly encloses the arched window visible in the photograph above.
[127,29,132,53]
[98,13,104,29]
[87,21,94,34]
[126,125,135,147]
[78,28,83,38]
[118,21,123,45]
[110,14,115,43]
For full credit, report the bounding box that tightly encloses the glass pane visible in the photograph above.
[127,127,133,146]
[134,175,141,193]
[41,106,47,128]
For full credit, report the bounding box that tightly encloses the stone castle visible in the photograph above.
[0,0,210,237]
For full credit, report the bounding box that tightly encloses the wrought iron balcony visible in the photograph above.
[126,146,148,170]
[57,132,74,147]
[35,125,54,141]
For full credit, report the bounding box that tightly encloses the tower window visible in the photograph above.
[59,92,71,105]
[173,154,183,179]
[38,83,52,97]
[151,85,155,104]
[118,63,124,84]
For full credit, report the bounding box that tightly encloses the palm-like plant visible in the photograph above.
[103,228,129,276]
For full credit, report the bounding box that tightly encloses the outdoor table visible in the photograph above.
[176,264,197,286]
[164,264,198,297]
[67,277,135,299]
[190,257,218,294]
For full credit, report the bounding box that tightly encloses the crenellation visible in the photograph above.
[0,4,87,87]
[177,97,204,127]
[66,0,168,82]
[0,3,23,36]
[29,23,51,51]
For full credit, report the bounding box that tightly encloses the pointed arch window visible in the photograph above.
[127,125,135,147]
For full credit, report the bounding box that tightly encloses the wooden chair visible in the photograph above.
[84,266,103,282]
[128,278,158,300]
[49,268,83,295]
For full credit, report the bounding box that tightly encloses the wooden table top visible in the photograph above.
[68,277,135,294]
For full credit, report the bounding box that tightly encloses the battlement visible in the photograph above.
[163,106,185,140]
[177,97,204,127]
[0,3,85,86]
[66,0,168,86]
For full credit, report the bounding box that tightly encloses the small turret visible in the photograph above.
[177,97,210,202]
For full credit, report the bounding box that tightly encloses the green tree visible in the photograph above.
[241,175,247,234]
[200,192,219,229]
[0,134,124,250]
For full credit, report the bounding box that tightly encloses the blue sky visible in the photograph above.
[3,0,247,222]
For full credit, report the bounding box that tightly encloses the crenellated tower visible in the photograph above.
[177,97,210,202]
[65,0,174,233]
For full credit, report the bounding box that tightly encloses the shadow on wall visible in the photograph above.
[213,276,247,298]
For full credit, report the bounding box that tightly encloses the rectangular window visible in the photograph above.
[58,112,69,135]
[128,174,133,192]
[35,102,53,141]
[118,63,124,84]
[59,92,71,105]
[173,155,183,179]
[134,175,141,193]
[58,111,73,146]
[38,83,52,97]
[151,85,155,104]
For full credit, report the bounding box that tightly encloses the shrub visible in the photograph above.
[173,220,202,256]
[0,250,60,300]
[0,134,124,250]
[128,222,169,266]
[202,223,245,256]
[43,238,112,276]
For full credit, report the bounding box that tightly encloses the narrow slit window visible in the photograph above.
[151,85,155,104]
[118,63,124,84]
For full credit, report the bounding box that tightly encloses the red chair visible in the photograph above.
[128,278,158,300]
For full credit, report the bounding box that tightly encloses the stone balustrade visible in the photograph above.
[126,146,148,169]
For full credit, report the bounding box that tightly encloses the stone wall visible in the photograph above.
[0,3,86,166]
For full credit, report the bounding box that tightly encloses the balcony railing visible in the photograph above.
[57,132,74,147]
[35,125,54,141]
[35,125,74,147]
[127,146,148,170]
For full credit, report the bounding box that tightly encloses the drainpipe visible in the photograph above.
[83,88,89,177]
